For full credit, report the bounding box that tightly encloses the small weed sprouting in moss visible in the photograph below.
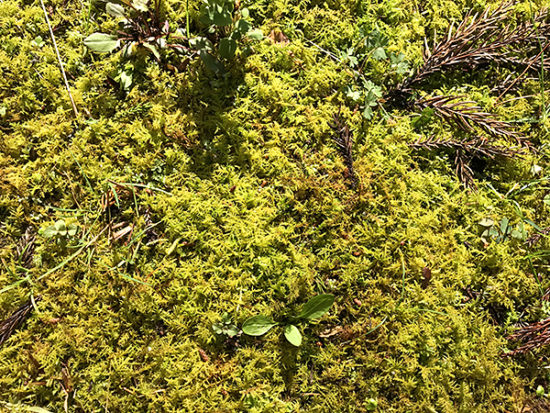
[84,0,263,82]
[212,312,239,338]
[478,216,526,244]
[39,219,79,242]
[242,294,335,347]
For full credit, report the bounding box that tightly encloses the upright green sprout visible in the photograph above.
[242,294,335,346]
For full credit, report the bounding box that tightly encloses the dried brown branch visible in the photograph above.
[454,150,476,189]
[0,297,39,347]
[329,113,358,189]
[386,3,550,104]
[410,135,523,158]
[505,316,550,355]
[410,135,523,188]
[16,227,36,269]
[416,95,527,145]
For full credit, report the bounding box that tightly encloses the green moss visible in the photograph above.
[1,0,550,411]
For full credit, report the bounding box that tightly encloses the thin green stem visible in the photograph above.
[186,0,190,38]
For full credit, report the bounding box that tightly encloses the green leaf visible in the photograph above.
[219,38,237,59]
[41,226,57,238]
[544,194,550,206]
[225,325,239,337]
[202,0,233,26]
[363,105,374,119]
[199,50,224,74]
[283,324,302,346]
[478,218,494,227]
[298,294,335,320]
[372,46,386,60]
[132,0,149,12]
[120,70,133,90]
[32,36,45,48]
[242,315,277,336]
[234,19,252,35]
[67,224,78,237]
[500,217,509,235]
[106,2,125,17]
[84,33,119,53]
[0,404,53,413]
[54,220,66,231]
[246,29,264,40]
[344,85,362,102]
[142,42,160,60]
[189,37,213,52]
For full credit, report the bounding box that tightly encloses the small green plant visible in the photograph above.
[84,0,179,59]
[478,217,526,244]
[242,294,335,346]
[39,219,79,241]
[338,28,410,120]
[196,1,262,73]
[212,312,239,338]
[84,0,263,80]
[366,398,378,411]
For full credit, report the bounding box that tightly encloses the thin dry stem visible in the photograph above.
[39,0,78,117]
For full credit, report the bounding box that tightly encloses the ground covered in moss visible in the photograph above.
[2,0,550,411]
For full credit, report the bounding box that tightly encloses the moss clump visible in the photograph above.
[1,0,550,411]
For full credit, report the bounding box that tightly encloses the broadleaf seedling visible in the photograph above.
[242,294,335,346]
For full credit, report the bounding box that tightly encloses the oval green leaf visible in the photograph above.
[246,29,264,40]
[242,315,277,336]
[106,2,125,17]
[219,38,237,59]
[298,294,335,320]
[283,324,302,346]
[84,33,119,53]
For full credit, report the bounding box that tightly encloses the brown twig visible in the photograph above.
[410,135,523,188]
[0,297,40,347]
[415,95,527,145]
[329,113,358,189]
[505,317,550,355]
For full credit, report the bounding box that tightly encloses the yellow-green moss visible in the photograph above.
[1,0,550,411]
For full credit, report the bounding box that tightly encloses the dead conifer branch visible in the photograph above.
[415,95,527,145]
[0,297,40,347]
[387,3,550,104]
[329,113,358,189]
[410,135,523,158]
[16,227,36,269]
[505,317,550,355]
[410,135,523,188]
